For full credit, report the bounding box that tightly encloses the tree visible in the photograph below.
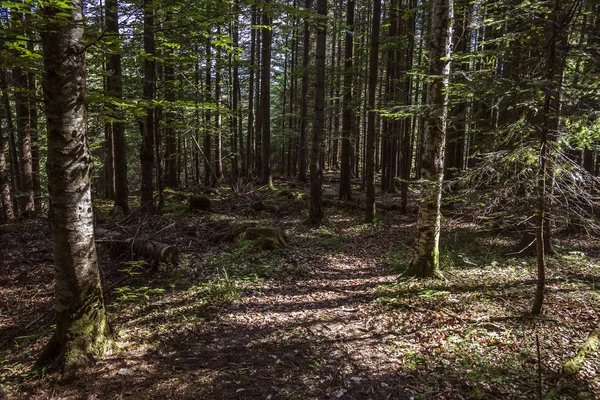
[260,0,273,187]
[105,0,129,213]
[338,0,355,201]
[298,0,311,183]
[141,0,156,210]
[308,0,327,226]
[0,104,15,222]
[38,0,111,374]
[407,0,453,278]
[365,0,381,223]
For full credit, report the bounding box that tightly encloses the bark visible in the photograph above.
[11,7,34,215]
[106,0,129,213]
[0,71,19,200]
[246,4,257,178]
[260,3,273,187]
[407,0,453,278]
[95,228,178,264]
[232,10,241,178]
[0,106,15,222]
[339,0,355,201]
[298,0,311,182]
[165,60,177,188]
[141,0,155,210]
[14,68,34,215]
[39,0,111,374]
[215,25,223,182]
[204,37,213,187]
[308,0,327,226]
[365,0,381,223]
[28,60,41,212]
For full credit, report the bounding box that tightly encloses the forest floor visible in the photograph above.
[1,177,599,400]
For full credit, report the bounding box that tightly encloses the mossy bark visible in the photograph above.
[39,0,111,376]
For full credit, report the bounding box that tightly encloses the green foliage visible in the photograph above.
[191,269,240,303]
[113,286,165,303]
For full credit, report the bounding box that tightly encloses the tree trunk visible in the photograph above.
[308,0,327,226]
[299,0,311,182]
[0,71,19,205]
[141,0,155,211]
[260,3,273,187]
[246,4,257,178]
[28,64,41,212]
[215,26,223,182]
[204,37,213,187]
[365,0,381,223]
[39,0,111,374]
[0,105,16,222]
[407,0,453,278]
[164,60,178,188]
[106,0,129,213]
[339,0,355,200]
[14,68,34,215]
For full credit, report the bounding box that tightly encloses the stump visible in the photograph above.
[189,195,212,212]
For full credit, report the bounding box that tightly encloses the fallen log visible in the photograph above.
[95,227,178,264]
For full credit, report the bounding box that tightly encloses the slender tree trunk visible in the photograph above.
[164,60,177,188]
[194,51,201,185]
[204,37,213,187]
[260,2,273,187]
[407,0,453,278]
[106,0,129,212]
[11,7,34,215]
[365,0,381,223]
[246,5,257,178]
[299,0,311,182]
[0,71,19,205]
[14,68,34,215]
[308,0,327,226]
[532,0,569,315]
[232,11,241,179]
[141,0,156,210]
[339,0,355,200]
[39,0,111,374]
[215,26,223,182]
[0,105,15,222]
[28,60,41,212]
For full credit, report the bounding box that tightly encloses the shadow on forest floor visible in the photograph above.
[1,187,598,399]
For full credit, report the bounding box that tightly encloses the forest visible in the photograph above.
[0,0,599,398]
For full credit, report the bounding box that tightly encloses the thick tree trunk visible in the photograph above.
[106,0,129,213]
[407,0,453,278]
[365,0,381,223]
[308,0,327,226]
[39,0,111,374]
[339,0,355,200]
[141,0,155,210]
